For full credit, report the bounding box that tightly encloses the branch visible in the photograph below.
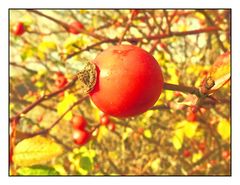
[66,26,221,60]
[10,62,37,74]
[10,76,78,122]
[197,10,228,52]
[27,9,106,40]
[163,82,201,97]
[18,96,88,138]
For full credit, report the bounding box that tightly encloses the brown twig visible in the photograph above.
[10,76,78,123]
[66,26,221,60]
[27,9,106,40]
[197,10,228,52]
[163,82,201,97]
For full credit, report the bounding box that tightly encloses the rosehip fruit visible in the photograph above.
[107,122,116,131]
[68,21,84,34]
[73,129,90,145]
[100,115,110,126]
[137,127,144,135]
[13,22,25,36]
[187,111,197,122]
[54,72,68,88]
[198,142,206,152]
[183,149,191,158]
[222,150,230,160]
[71,115,87,130]
[89,45,164,117]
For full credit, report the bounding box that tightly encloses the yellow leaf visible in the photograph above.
[217,119,230,140]
[172,129,184,150]
[53,164,67,175]
[184,121,198,139]
[57,92,77,121]
[39,41,57,53]
[143,129,152,139]
[13,135,63,166]
[151,158,161,173]
[96,125,109,143]
[210,51,230,81]
[192,152,203,163]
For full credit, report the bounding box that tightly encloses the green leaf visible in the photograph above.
[13,135,63,166]
[17,165,59,175]
[79,156,92,171]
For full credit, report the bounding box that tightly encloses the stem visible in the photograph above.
[10,76,78,122]
[163,82,201,97]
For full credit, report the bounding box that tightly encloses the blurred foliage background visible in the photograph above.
[10,9,230,176]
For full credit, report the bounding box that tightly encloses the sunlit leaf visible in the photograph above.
[57,92,77,121]
[17,165,59,175]
[209,51,230,92]
[143,129,152,139]
[38,41,57,53]
[122,127,133,140]
[13,135,63,166]
[96,125,109,143]
[217,119,230,140]
[184,121,198,138]
[192,152,203,163]
[172,129,184,150]
[53,164,67,175]
[151,158,161,173]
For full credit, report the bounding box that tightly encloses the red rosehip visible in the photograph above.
[100,115,110,126]
[71,115,87,130]
[54,72,68,88]
[73,129,90,145]
[174,91,181,97]
[222,150,230,160]
[107,122,116,131]
[131,10,139,18]
[13,22,25,36]
[191,106,198,113]
[137,127,144,135]
[183,149,191,158]
[198,142,206,152]
[68,21,84,34]
[187,111,197,122]
[89,45,164,117]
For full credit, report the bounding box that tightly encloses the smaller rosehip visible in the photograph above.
[187,111,197,122]
[183,149,191,158]
[131,10,139,18]
[37,114,44,122]
[198,142,206,153]
[174,91,181,97]
[71,115,87,130]
[107,122,116,132]
[137,127,144,135]
[222,150,230,160]
[73,129,90,145]
[54,72,68,88]
[68,21,84,34]
[100,115,110,126]
[13,22,25,36]
[191,106,198,113]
